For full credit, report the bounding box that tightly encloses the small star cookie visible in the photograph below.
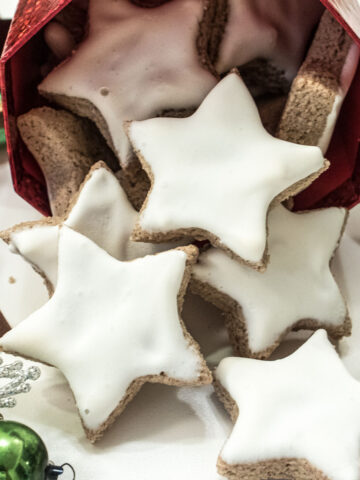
[215,330,360,480]
[0,228,211,442]
[1,162,184,294]
[128,72,328,269]
[192,204,350,358]
[38,0,217,169]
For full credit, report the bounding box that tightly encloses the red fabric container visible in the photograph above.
[1,0,360,215]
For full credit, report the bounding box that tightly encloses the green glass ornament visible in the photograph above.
[0,420,48,480]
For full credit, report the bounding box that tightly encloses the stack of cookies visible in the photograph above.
[1,1,360,479]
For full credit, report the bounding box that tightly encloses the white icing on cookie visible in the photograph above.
[217,0,324,79]
[318,43,360,154]
[39,0,217,167]
[193,204,347,354]
[216,330,360,480]
[129,73,327,265]
[44,21,75,60]
[7,165,185,289]
[10,226,60,287]
[1,227,204,431]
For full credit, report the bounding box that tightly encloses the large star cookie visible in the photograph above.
[1,162,183,294]
[127,72,328,269]
[215,330,360,480]
[38,0,217,168]
[192,204,350,358]
[0,228,211,442]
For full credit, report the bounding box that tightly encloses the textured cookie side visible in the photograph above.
[17,107,117,216]
[277,10,354,148]
[197,0,228,76]
[217,455,331,480]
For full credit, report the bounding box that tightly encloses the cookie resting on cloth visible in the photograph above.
[127,72,328,269]
[38,0,217,169]
[215,0,324,84]
[215,330,360,480]
[1,162,185,294]
[192,204,350,358]
[0,228,211,442]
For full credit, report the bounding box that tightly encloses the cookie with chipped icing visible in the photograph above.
[0,229,211,442]
[17,107,118,217]
[38,0,218,170]
[215,330,360,480]
[277,10,359,155]
[192,203,350,359]
[127,72,328,270]
[202,0,324,94]
[1,162,186,295]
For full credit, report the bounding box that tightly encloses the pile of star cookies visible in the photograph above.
[1,1,360,479]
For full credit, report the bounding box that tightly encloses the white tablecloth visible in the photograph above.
[1,148,360,479]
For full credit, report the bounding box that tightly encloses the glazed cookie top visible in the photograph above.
[39,0,217,167]
[217,0,324,79]
[193,204,348,355]
[0,228,207,432]
[216,330,360,480]
[128,73,327,267]
[4,163,183,290]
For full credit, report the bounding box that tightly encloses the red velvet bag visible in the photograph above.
[1,0,359,215]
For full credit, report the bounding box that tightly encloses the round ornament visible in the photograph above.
[0,420,48,480]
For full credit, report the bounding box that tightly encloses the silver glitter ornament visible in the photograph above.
[0,356,41,409]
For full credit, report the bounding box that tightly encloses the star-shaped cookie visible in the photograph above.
[127,72,328,269]
[215,0,324,83]
[1,162,184,293]
[38,0,217,168]
[215,330,360,480]
[192,204,350,358]
[0,227,211,442]
[17,107,118,217]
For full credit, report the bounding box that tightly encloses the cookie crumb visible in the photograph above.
[8,276,16,284]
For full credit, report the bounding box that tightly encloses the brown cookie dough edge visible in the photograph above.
[17,106,118,217]
[197,0,228,76]
[213,380,331,480]
[277,10,354,147]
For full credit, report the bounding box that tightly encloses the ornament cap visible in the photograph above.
[45,463,76,479]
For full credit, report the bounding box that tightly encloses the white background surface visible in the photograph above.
[1,147,360,479]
